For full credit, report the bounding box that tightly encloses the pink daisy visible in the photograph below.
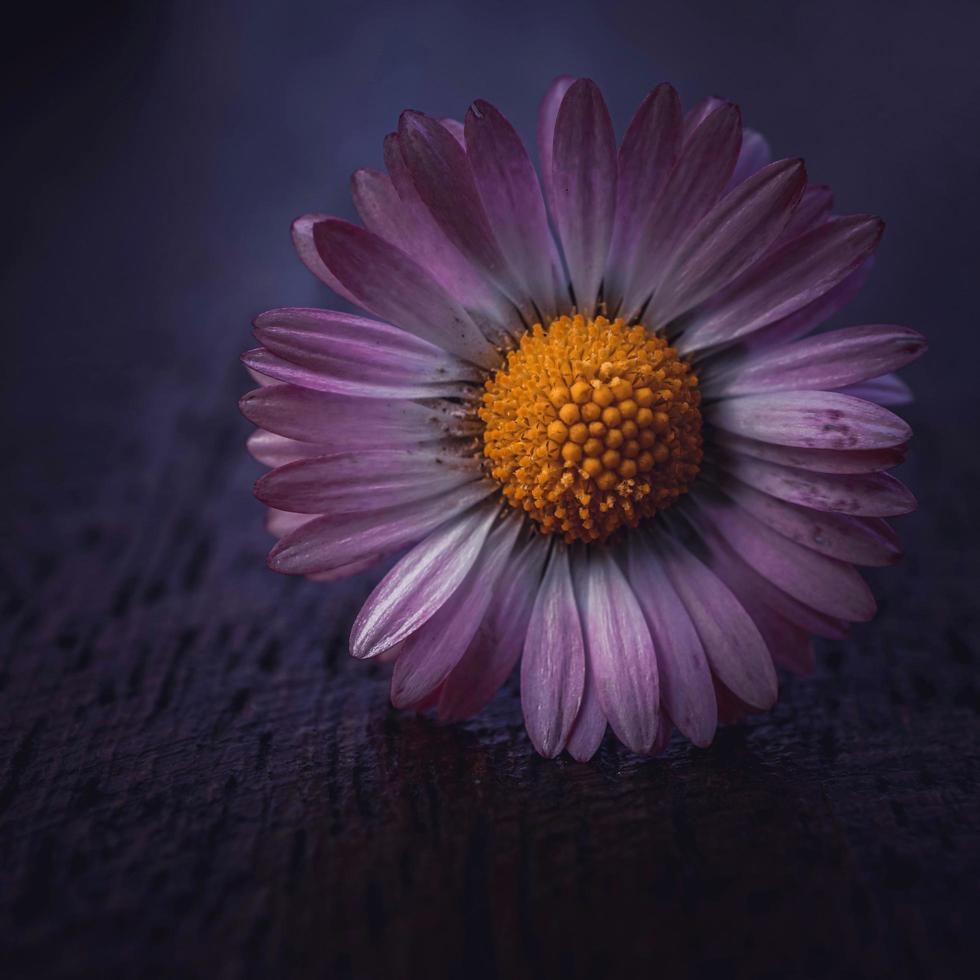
[240,78,924,760]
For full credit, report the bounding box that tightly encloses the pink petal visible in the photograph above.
[252,307,477,395]
[290,213,361,305]
[242,347,467,400]
[308,554,382,582]
[720,477,905,566]
[714,324,926,397]
[720,582,815,676]
[349,503,499,660]
[626,535,716,747]
[658,532,778,711]
[536,75,576,223]
[520,545,586,758]
[606,84,682,305]
[440,117,466,146]
[741,257,872,353]
[239,384,472,447]
[579,549,660,755]
[721,452,916,516]
[437,535,548,722]
[836,372,914,406]
[390,513,521,707]
[692,509,850,641]
[254,449,482,515]
[707,390,911,450]
[565,652,606,762]
[721,431,906,474]
[269,482,495,577]
[397,110,528,313]
[379,137,510,324]
[702,501,877,622]
[312,218,498,368]
[682,97,727,140]
[550,78,617,314]
[620,101,742,322]
[776,183,833,242]
[265,507,315,539]
[649,158,807,328]
[465,99,564,319]
[725,128,772,190]
[247,430,327,468]
[679,215,883,354]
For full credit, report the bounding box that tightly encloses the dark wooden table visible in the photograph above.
[3,3,979,977]
[4,388,978,979]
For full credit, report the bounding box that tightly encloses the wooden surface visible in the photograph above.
[4,3,980,977]
[2,349,978,979]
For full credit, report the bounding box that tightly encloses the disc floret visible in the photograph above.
[479,315,703,543]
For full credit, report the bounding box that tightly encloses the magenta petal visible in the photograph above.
[564,652,606,762]
[269,482,495,577]
[437,535,548,722]
[239,385,470,447]
[290,213,361,305]
[721,432,906,474]
[351,165,497,316]
[312,218,497,368]
[708,391,911,450]
[379,137,511,325]
[536,75,576,222]
[750,610,814,677]
[254,450,481,515]
[520,546,586,758]
[308,554,383,582]
[242,347,467,400]
[265,507,315,539]
[777,183,833,243]
[626,535,716,747]
[550,78,617,314]
[680,215,883,353]
[649,158,807,328]
[721,452,916,517]
[579,549,660,755]
[606,84,682,304]
[714,324,926,397]
[620,101,742,321]
[709,564,815,676]
[465,99,564,318]
[742,258,872,353]
[351,167,415,247]
[397,110,527,312]
[349,504,499,660]
[389,514,521,708]
[691,508,850,641]
[720,477,904,566]
[702,501,877,622]
[682,96,727,140]
[252,306,477,397]
[725,128,772,190]
[659,532,778,711]
[440,117,466,146]
[836,372,914,406]
[247,430,326,468]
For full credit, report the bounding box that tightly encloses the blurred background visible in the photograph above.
[2,1,978,977]
[5,0,978,461]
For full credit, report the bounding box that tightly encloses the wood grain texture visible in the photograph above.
[1,361,978,979]
[3,4,979,977]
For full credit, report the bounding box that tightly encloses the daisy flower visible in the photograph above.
[240,78,924,759]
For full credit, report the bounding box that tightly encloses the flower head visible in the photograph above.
[241,78,924,759]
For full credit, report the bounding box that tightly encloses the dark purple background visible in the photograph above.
[3,1,979,977]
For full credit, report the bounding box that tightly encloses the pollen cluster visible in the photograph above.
[479,315,703,543]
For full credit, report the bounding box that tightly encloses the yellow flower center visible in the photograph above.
[479,315,703,543]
